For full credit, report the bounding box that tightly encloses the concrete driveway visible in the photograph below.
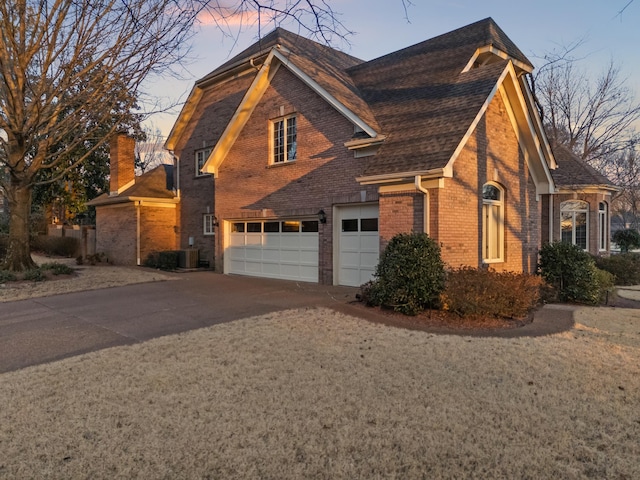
[0,272,359,373]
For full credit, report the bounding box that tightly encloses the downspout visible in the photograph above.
[549,196,554,242]
[136,200,141,266]
[415,175,429,235]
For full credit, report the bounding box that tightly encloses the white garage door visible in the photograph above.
[337,204,379,287]
[227,219,319,282]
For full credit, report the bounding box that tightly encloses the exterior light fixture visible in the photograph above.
[318,209,327,224]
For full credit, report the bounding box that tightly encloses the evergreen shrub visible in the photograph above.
[538,242,611,304]
[360,233,445,315]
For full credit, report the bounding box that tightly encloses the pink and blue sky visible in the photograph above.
[146,0,640,137]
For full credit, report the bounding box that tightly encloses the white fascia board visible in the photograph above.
[165,86,203,151]
[271,49,378,138]
[520,78,557,169]
[462,46,533,74]
[496,66,555,194]
[356,168,447,185]
[202,50,279,177]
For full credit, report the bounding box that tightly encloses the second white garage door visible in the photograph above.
[227,219,319,282]
[337,204,380,287]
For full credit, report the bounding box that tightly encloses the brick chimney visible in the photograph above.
[109,134,136,196]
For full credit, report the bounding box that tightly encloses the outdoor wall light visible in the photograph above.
[318,209,327,224]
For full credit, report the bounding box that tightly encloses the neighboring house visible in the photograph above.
[85,17,611,285]
[543,143,618,255]
[88,135,178,265]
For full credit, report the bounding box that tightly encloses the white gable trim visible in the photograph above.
[202,50,280,176]
[271,49,378,138]
[444,62,555,194]
[165,86,203,151]
[462,45,533,74]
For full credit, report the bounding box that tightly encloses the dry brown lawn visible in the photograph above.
[0,305,639,479]
[0,255,176,303]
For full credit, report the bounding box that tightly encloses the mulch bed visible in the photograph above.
[344,301,532,335]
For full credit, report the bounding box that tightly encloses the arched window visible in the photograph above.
[482,183,504,262]
[561,200,588,250]
[598,202,607,251]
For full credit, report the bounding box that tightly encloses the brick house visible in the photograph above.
[88,135,178,265]
[159,18,615,285]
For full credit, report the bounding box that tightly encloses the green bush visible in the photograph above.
[40,262,74,275]
[144,250,179,271]
[360,233,446,315]
[30,235,79,257]
[22,268,45,282]
[441,267,544,319]
[0,270,17,282]
[612,228,640,253]
[538,242,607,305]
[593,267,615,303]
[593,253,640,286]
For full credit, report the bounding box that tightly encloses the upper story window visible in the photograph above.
[271,114,297,164]
[195,148,211,177]
[561,200,588,250]
[482,183,504,263]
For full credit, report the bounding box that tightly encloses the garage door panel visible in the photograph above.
[280,249,301,263]
[264,235,280,247]
[262,248,280,262]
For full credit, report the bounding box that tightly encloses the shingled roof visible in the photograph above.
[88,164,176,206]
[197,28,380,133]
[349,17,534,177]
[168,17,556,188]
[550,143,617,190]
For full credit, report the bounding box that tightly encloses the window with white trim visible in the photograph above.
[271,115,297,164]
[195,148,211,177]
[482,183,504,263]
[561,200,588,250]
[598,202,607,251]
[203,214,216,235]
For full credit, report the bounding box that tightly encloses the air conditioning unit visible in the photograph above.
[178,249,199,269]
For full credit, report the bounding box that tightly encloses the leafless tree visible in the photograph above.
[533,58,640,170]
[0,0,352,271]
[135,126,171,174]
[608,145,640,230]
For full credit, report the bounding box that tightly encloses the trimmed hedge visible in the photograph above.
[441,267,543,319]
[594,253,640,286]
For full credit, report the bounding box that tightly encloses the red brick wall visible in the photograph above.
[379,191,424,252]
[435,94,540,272]
[139,205,178,263]
[95,202,177,265]
[95,203,137,265]
[214,67,378,283]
